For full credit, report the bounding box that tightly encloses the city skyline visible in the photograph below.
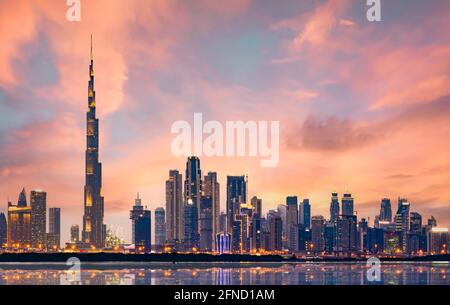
[1,0,450,245]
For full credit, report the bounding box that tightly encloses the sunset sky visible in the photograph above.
[0,0,449,244]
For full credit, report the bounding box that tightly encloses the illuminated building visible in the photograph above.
[251,216,262,252]
[395,198,410,252]
[324,222,335,253]
[250,196,262,219]
[357,218,368,251]
[286,196,298,252]
[199,196,213,251]
[185,156,202,218]
[0,213,7,248]
[166,170,183,244]
[298,226,311,251]
[134,210,151,253]
[330,193,340,223]
[130,193,144,244]
[366,227,384,253]
[219,212,227,233]
[203,172,220,240]
[82,36,106,248]
[226,175,247,234]
[299,199,311,229]
[7,190,32,249]
[30,189,46,249]
[427,228,448,255]
[183,199,199,250]
[48,207,61,249]
[70,224,80,242]
[231,219,242,252]
[267,211,282,251]
[277,204,287,241]
[334,215,357,256]
[154,207,166,249]
[311,215,325,253]
[380,198,392,222]
[341,193,354,216]
[216,232,231,254]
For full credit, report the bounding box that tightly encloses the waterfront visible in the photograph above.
[0,262,448,285]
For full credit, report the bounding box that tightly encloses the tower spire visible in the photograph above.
[90,34,93,60]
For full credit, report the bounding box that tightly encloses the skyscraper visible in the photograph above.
[7,190,32,249]
[185,156,202,213]
[30,189,46,249]
[135,210,151,253]
[199,196,213,251]
[311,215,325,253]
[154,207,166,248]
[183,200,199,250]
[0,213,7,247]
[330,193,340,223]
[341,193,354,216]
[130,193,144,245]
[299,199,311,229]
[268,212,282,251]
[71,225,80,243]
[82,37,106,249]
[395,198,410,252]
[226,176,247,233]
[286,196,299,252]
[250,196,262,218]
[166,170,183,244]
[48,207,61,249]
[334,215,357,256]
[203,172,220,241]
[380,198,392,222]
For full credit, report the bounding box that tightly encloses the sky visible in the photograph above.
[0,0,449,244]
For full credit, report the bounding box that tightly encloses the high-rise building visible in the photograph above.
[334,215,357,256]
[30,189,46,249]
[299,199,311,229]
[219,212,227,233]
[268,212,282,251]
[286,196,298,252]
[410,212,422,233]
[135,210,151,253]
[166,170,183,244]
[277,204,287,239]
[395,198,410,252]
[251,217,262,252]
[48,207,61,249]
[71,225,80,243]
[203,172,220,239]
[183,200,199,250]
[82,37,106,249]
[250,196,262,218]
[311,215,325,253]
[357,218,368,251]
[130,193,144,245]
[154,207,166,248]
[330,193,340,223]
[324,222,335,253]
[226,176,247,233]
[7,190,32,249]
[380,198,392,222]
[185,156,202,213]
[366,227,384,253]
[427,228,448,255]
[199,196,213,251]
[0,213,7,247]
[341,193,354,216]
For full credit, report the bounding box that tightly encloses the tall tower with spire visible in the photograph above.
[82,35,106,248]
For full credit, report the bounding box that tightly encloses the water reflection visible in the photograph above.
[0,262,448,285]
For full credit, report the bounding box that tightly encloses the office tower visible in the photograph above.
[216,232,231,254]
[299,199,311,229]
[358,218,368,251]
[395,198,410,252]
[334,215,357,256]
[366,228,384,253]
[48,207,61,249]
[183,200,199,250]
[199,196,213,251]
[83,37,106,249]
[203,172,220,239]
[166,170,183,244]
[71,225,80,243]
[154,207,166,248]
[286,196,299,252]
[0,213,6,247]
[341,193,354,216]
[380,198,392,222]
[427,228,448,255]
[130,193,144,244]
[410,212,422,233]
[268,212,282,251]
[30,189,46,249]
[7,190,32,249]
[185,156,202,213]
[298,226,311,251]
[277,204,287,239]
[231,219,242,253]
[226,176,247,233]
[324,222,335,253]
[251,217,262,252]
[219,212,227,233]
[311,215,325,253]
[428,216,437,228]
[330,193,340,223]
[135,209,151,253]
[250,196,262,218]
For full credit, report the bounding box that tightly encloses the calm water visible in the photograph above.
[0,262,449,285]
